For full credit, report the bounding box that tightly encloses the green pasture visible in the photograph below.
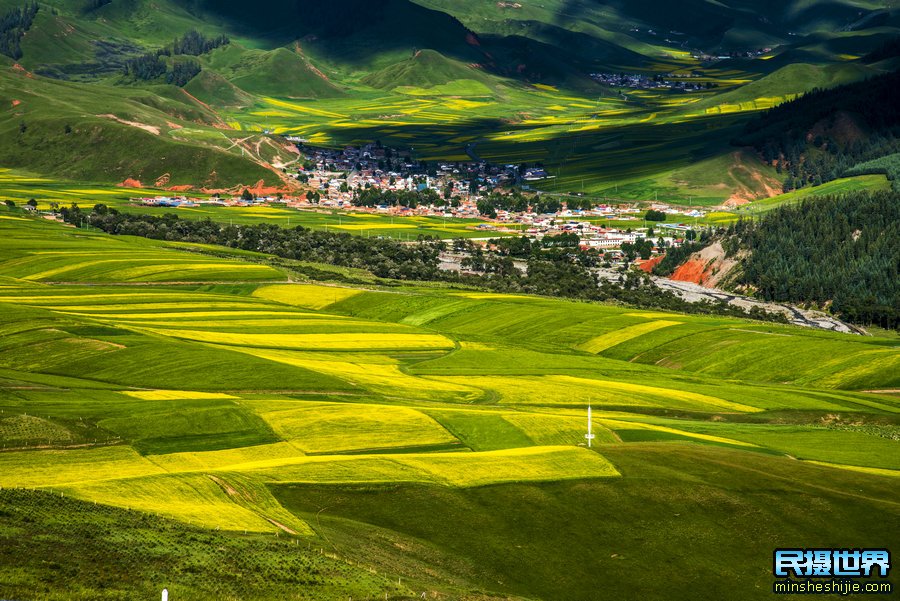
[0,213,897,600]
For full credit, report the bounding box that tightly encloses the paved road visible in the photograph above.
[464,142,482,163]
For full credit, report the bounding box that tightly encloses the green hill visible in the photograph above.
[0,0,898,199]
[361,48,494,90]
[0,65,281,187]
[0,212,897,599]
[182,69,254,108]
[221,47,344,98]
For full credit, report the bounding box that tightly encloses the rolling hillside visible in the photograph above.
[0,208,898,599]
[0,0,896,196]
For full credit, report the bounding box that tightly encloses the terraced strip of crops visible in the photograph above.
[1,214,898,547]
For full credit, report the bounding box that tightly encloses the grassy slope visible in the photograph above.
[0,66,281,187]
[0,0,895,197]
[361,49,495,90]
[276,444,899,601]
[0,212,897,598]
[749,173,892,213]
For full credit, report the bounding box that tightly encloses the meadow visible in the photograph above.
[0,211,897,599]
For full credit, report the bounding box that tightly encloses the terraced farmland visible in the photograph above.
[0,213,897,600]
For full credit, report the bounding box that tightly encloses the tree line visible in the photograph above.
[476,191,562,218]
[0,2,38,61]
[736,70,900,192]
[351,186,442,209]
[57,204,786,323]
[122,29,229,86]
[845,152,900,191]
[730,191,899,328]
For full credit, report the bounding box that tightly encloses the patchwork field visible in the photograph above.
[0,212,897,600]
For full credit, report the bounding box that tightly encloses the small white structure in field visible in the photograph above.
[162,588,168,601]
[585,405,595,448]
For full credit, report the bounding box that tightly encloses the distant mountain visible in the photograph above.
[0,0,897,189]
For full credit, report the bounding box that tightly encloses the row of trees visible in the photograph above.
[165,60,201,87]
[0,2,38,60]
[476,191,563,218]
[165,30,229,57]
[731,191,899,328]
[59,204,786,322]
[122,30,229,86]
[351,187,442,209]
[65,205,444,281]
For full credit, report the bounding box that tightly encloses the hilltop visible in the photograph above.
[0,0,897,198]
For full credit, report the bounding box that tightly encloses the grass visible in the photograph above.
[746,174,892,214]
[426,410,536,451]
[259,403,460,454]
[0,212,286,283]
[274,444,900,601]
[0,489,408,601]
[0,213,898,599]
[575,319,683,353]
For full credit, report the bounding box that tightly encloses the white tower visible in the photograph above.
[585,404,595,448]
[162,588,168,601]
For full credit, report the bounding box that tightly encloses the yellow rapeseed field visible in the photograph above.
[144,328,455,351]
[122,390,239,401]
[600,417,762,447]
[253,283,362,309]
[576,320,682,353]
[62,473,280,532]
[260,403,458,453]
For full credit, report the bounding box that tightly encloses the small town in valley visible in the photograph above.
[135,141,707,255]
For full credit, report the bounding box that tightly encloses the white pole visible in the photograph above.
[585,405,595,448]
[162,589,169,601]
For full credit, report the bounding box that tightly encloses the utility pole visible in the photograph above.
[585,405,595,448]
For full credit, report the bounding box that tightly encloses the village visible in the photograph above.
[589,71,713,91]
[135,141,707,255]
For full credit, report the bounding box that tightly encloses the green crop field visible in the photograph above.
[0,210,897,599]
[2,0,900,596]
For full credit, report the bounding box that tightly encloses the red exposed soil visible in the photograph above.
[721,151,782,207]
[118,178,144,188]
[167,185,193,192]
[635,255,664,273]
[670,259,708,284]
[11,63,33,78]
[199,182,296,196]
[666,242,737,287]
[11,99,21,107]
